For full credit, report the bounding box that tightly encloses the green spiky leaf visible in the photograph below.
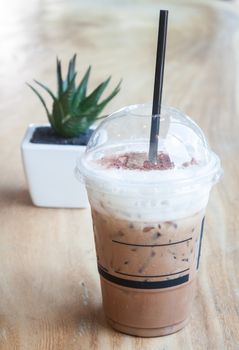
[71,65,91,110]
[58,73,77,117]
[27,54,121,138]
[79,77,111,113]
[97,80,122,112]
[51,99,66,134]
[26,83,56,130]
[67,54,76,87]
[56,57,63,96]
[34,80,56,101]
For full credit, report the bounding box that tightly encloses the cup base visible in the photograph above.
[107,316,189,337]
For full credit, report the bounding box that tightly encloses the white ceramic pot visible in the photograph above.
[21,123,89,208]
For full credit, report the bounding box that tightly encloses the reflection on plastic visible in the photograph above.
[158,112,170,140]
[74,165,84,184]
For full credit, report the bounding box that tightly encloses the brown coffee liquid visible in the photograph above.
[91,209,205,337]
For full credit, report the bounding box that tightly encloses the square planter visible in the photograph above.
[21,123,89,208]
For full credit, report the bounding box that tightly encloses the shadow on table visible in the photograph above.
[2,258,113,336]
[30,290,113,338]
[0,187,33,207]
[69,303,112,335]
[48,280,113,335]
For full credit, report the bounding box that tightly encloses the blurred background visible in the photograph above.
[1,0,238,135]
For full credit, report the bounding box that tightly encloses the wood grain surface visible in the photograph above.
[0,0,238,349]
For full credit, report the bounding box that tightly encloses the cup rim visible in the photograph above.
[76,103,223,192]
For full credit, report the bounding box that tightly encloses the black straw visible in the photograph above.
[148,10,168,163]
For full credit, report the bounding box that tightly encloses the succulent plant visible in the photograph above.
[27,54,121,138]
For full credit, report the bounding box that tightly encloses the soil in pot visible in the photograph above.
[30,126,94,146]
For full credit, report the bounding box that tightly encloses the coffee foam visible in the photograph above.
[84,156,212,221]
[79,140,221,221]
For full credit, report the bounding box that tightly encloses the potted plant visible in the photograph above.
[21,54,121,208]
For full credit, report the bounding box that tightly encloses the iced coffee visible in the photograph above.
[77,104,222,336]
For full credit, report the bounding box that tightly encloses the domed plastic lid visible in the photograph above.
[78,104,222,189]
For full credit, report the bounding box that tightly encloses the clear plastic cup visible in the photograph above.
[76,104,222,337]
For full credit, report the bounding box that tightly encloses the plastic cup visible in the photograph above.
[76,104,222,337]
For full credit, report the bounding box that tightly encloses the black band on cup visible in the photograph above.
[98,265,189,289]
[197,216,205,270]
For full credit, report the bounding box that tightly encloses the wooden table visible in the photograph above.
[0,0,238,348]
